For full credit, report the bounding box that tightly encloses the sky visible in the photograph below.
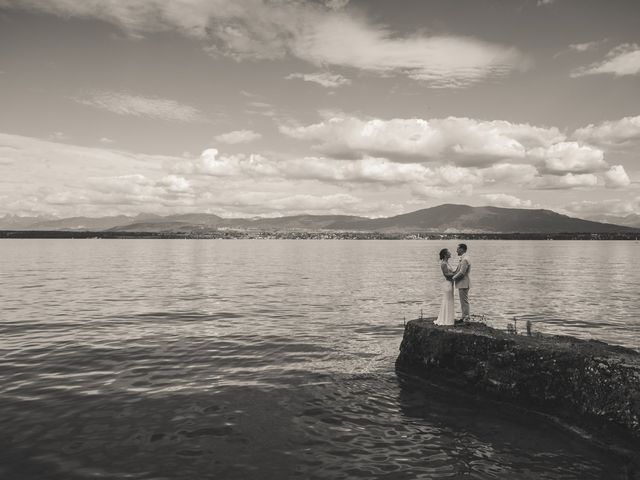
[0,0,639,220]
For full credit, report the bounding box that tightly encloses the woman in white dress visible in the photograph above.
[434,248,455,326]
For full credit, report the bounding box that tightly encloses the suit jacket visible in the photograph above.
[452,255,471,289]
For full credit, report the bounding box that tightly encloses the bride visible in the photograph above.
[434,248,455,325]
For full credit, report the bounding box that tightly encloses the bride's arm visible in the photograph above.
[441,262,454,280]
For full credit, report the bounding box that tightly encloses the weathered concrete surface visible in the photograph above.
[396,319,640,446]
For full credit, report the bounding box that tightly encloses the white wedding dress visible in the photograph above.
[434,260,455,325]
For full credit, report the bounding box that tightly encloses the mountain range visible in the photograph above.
[0,204,637,234]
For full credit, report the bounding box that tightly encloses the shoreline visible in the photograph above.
[1,230,639,240]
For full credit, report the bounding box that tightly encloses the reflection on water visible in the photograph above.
[0,239,638,479]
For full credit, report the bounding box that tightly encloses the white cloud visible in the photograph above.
[411,183,474,200]
[537,0,556,6]
[573,115,640,146]
[568,41,601,52]
[176,148,279,177]
[532,173,599,190]
[565,197,640,217]
[290,17,527,88]
[73,90,207,122]
[0,129,627,218]
[158,175,192,193]
[99,137,115,144]
[481,194,533,208]
[8,0,527,88]
[285,72,351,88]
[528,142,606,175]
[214,129,262,144]
[604,165,631,188]
[572,43,640,77]
[281,114,564,163]
[481,163,539,184]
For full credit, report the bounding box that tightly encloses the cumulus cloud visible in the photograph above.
[528,142,606,175]
[565,197,640,217]
[175,148,279,177]
[175,148,549,191]
[0,129,630,218]
[573,115,640,146]
[214,129,262,144]
[281,114,564,163]
[6,0,527,88]
[2,132,395,217]
[604,165,631,188]
[72,90,208,122]
[481,194,533,208]
[285,71,351,88]
[572,43,640,77]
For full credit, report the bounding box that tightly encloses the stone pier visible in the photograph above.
[396,319,640,448]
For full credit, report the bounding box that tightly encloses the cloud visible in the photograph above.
[0,130,628,218]
[536,0,556,6]
[528,142,607,175]
[532,173,599,190]
[572,43,640,77]
[565,197,640,217]
[175,148,279,177]
[481,163,539,184]
[290,17,527,88]
[285,72,351,88]
[481,194,533,208]
[568,41,601,52]
[47,131,70,141]
[175,149,554,198]
[7,0,527,88]
[604,165,631,188]
[0,132,196,215]
[573,114,640,146]
[280,114,564,163]
[410,184,474,200]
[99,137,115,144]
[72,90,208,122]
[214,129,262,144]
[157,175,192,193]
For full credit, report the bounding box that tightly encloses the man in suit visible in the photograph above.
[451,243,471,322]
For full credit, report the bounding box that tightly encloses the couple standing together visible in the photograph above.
[434,243,471,326]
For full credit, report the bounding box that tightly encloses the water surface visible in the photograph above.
[1,239,638,479]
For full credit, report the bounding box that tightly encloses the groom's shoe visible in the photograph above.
[454,318,465,325]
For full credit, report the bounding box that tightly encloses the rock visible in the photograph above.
[396,319,640,449]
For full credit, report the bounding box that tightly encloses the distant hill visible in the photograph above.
[582,213,640,229]
[1,204,636,234]
[329,204,635,233]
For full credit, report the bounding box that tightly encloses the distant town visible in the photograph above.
[1,230,638,241]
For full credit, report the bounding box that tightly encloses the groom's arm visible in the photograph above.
[452,259,469,281]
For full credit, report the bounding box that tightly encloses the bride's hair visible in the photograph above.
[439,249,449,261]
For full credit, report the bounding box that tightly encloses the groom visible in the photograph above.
[451,243,471,322]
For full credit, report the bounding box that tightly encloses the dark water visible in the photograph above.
[1,239,638,479]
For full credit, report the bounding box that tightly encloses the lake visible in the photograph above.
[1,239,638,479]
